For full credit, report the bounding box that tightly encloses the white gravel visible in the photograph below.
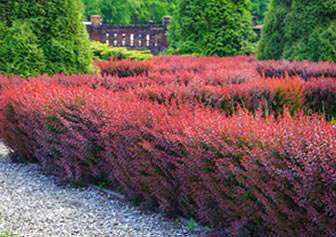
[0,143,197,237]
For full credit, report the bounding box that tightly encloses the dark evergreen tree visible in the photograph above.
[168,0,256,56]
[256,0,291,60]
[282,0,336,62]
[0,0,92,76]
[258,0,336,62]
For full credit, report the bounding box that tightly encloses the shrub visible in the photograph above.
[256,59,336,80]
[95,59,152,77]
[0,0,92,75]
[0,80,335,236]
[136,77,305,117]
[304,78,336,120]
[90,41,153,61]
[0,55,334,120]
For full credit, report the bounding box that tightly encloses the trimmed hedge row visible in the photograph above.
[0,80,335,236]
[256,60,336,80]
[137,77,336,120]
[0,56,335,235]
[95,59,152,77]
[2,55,335,120]
[90,41,153,61]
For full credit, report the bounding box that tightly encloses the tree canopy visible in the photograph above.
[82,0,177,24]
[82,0,270,24]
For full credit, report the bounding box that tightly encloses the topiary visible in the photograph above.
[0,0,93,76]
[169,0,256,56]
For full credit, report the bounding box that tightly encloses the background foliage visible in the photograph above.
[81,0,270,24]
[82,0,177,24]
[0,0,93,76]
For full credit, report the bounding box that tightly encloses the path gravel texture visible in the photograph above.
[0,143,197,237]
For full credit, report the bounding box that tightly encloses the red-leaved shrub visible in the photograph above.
[304,78,336,120]
[256,60,336,80]
[0,79,335,236]
[95,59,152,77]
[136,77,305,117]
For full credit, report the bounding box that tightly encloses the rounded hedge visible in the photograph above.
[0,0,93,76]
[257,0,336,62]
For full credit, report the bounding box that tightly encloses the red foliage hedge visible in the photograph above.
[95,59,152,77]
[0,56,336,235]
[136,76,336,120]
[1,56,335,120]
[0,79,335,236]
[256,60,336,80]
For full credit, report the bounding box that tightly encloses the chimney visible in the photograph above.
[162,16,171,29]
[91,15,102,27]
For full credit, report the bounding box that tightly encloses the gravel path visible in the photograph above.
[0,143,197,237]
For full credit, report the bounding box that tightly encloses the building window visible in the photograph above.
[146,34,150,47]
[105,33,110,44]
[122,33,126,46]
[113,33,118,46]
[130,34,134,47]
[138,34,143,47]
[154,40,158,47]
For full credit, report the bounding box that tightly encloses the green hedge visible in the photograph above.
[90,41,153,61]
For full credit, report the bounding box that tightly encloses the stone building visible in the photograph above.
[86,15,262,54]
[86,16,170,54]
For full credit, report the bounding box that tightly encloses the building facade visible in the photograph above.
[86,15,262,54]
[86,16,170,54]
